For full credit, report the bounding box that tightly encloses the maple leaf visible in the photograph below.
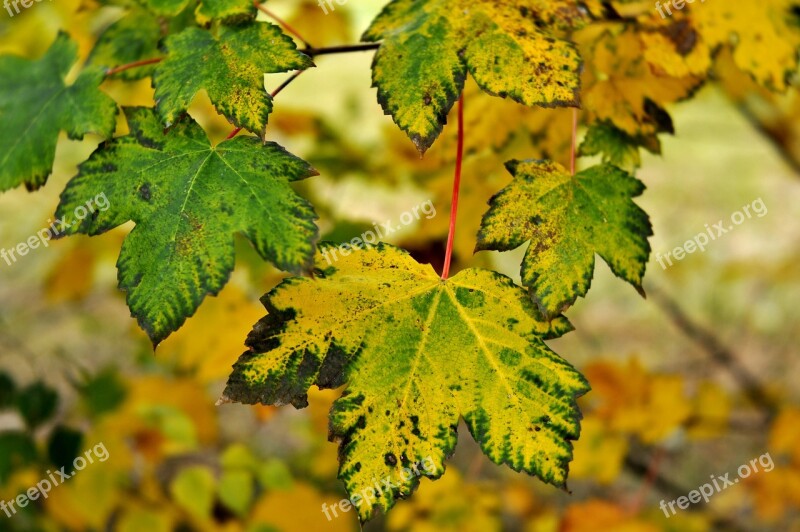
[690,0,800,91]
[55,107,319,346]
[153,23,313,136]
[476,160,652,318]
[578,26,696,137]
[0,32,117,192]
[138,0,254,20]
[363,0,585,153]
[137,0,192,17]
[578,121,661,171]
[87,7,164,81]
[195,0,256,24]
[222,243,588,521]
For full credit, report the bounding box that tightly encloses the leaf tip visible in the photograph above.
[215,394,233,406]
[635,283,647,299]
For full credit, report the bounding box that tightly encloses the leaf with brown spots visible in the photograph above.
[221,243,588,521]
[55,107,319,346]
[153,23,312,137]
[476,160,652,317]
[363,0,585,153]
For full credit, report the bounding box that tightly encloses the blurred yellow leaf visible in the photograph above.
[690,0,800,91]
[387,469,502,532]
[250,482,351,531]
[686,382,731,440]
[159,284,265,383]
[570,416,629,484]
[583,359,691,443]
[560,499,658,532]
[169,466,217,523]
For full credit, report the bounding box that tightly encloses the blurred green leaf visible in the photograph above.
[169,466,216,521]
[0,372,16,409]
[78,370,127,417]
[218,470,253,516]
[257,459,294,491]
[47,426,84,471]
[17,382,59,429]
[0,432,38,484]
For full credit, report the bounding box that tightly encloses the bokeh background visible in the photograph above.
[1,0,799,530]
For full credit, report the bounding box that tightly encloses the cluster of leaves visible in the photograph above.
[0,370,124,505]
[2,0,800,522]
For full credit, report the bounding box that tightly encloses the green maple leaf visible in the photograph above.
[0,33,117,192]
[153,23,312,136]
[87,7,164,81]
[137,0,254,21]
[476,160,652,318]
[363,0,585,153]
[55,107,319,346]
[136,0,190,16]
[222,243,588,521]
[195,0,255,24]
[579,121,662,171]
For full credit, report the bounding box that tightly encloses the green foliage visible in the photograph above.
[477,161,652,318]
[56,107,319,345]
[223,243,588,521]
[0,432,38,484]
[153,23,312,135]
[0,372,17,408]
[579,121,662,171]
[195,0,256,24]
[1,0,799,525]
[0,33,117,191]
[47,426,84,471]
[17,381,59,429]
[78,370,127,417]
[87,7,164,80]
[363,0,584,152]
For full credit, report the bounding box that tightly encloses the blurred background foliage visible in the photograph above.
[1,0,799,531]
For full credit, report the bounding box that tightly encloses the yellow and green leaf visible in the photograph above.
[579,121,661,171]
[476,160,652,317]
[363,0,585,153]
[153,23,313,136]
[222,243,588,521]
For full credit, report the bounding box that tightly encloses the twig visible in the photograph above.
[105,58,162,77]
[648,284,778,418]
[303,43,381,57]
[441,93,464,280]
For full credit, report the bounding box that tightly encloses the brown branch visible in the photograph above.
[105,58,163,77]
[647,284,778,418]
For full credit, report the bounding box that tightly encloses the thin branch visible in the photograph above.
[623,452,747,532]
[441,93,464,280]
[105,58,162,77]
[270,69,305,98]
[648,284,778,417]
[570,107,578,175]
[303,43,381,57]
